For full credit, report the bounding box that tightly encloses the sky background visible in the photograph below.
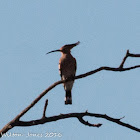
[0,0,140,140]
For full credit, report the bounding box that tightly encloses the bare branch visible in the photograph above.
[10,112,140,132]
[78,116,102,127]
[128,52,140,57]
[119,50,129,68]
[1,50,140,137]
[43,99,48,118]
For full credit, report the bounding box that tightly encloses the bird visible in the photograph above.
[46,41,80,105]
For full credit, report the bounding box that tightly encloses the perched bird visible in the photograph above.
[47,41,80,104]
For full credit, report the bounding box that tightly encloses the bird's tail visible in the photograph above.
[65,90,72,105]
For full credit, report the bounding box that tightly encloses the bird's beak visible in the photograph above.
[46,49,61,55]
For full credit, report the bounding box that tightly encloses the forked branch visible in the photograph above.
[0,50,140,137]
[1,101,140,134]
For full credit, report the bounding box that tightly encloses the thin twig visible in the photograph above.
[119,50,129,68]
[43,99,48,118]
[78,116,102,127]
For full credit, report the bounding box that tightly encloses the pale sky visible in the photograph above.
[0,0,140,140]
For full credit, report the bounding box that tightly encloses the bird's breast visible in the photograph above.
[59,55,76,78]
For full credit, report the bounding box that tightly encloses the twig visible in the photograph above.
[78,116,102,127]
[43,99,48,118]
[119,50,129,68]
[118,116,125,120]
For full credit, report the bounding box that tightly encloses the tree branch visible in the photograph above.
[2,101,139,132]
[1,50,140,137]
[7,110,140,133]
[77,116,102,127]
[42,99,48,118]
[119,50,129,68]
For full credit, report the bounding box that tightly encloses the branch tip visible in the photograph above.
[119,116,125,120]
[93,123,102,127]
[127,50,129,55]
[77,116,102,128]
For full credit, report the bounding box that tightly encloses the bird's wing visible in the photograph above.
[74,57,77,76]
[59,59,63,78]
[59,57,77,79]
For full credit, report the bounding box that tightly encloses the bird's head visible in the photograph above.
[46,41,80,55]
